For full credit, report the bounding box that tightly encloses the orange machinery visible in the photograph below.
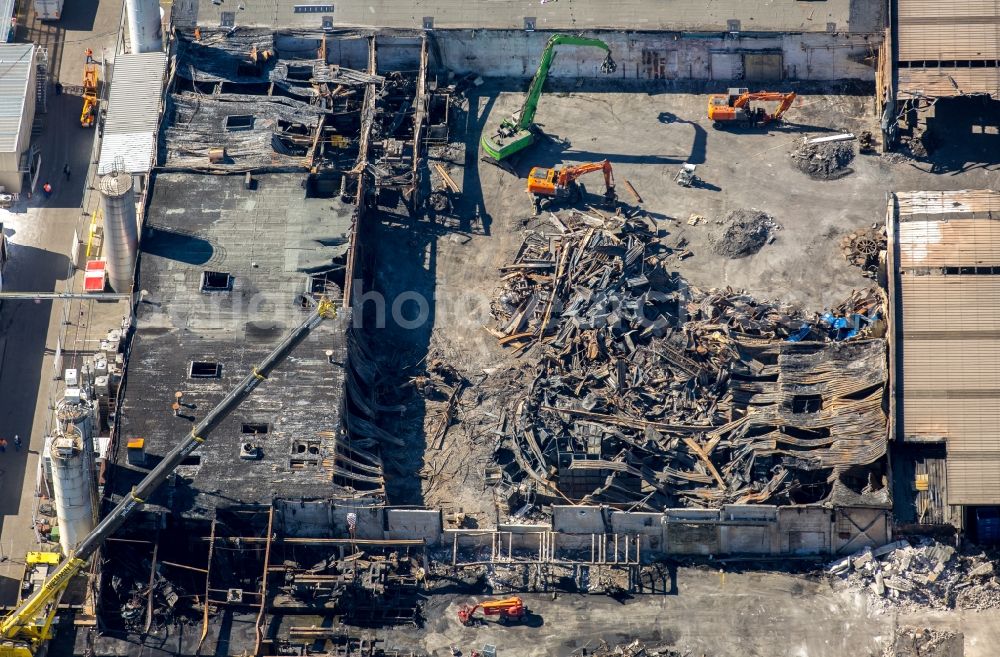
[81,49,98,128]
[526,159,616,211]
[707,88,796,128]
[457,596,527,625]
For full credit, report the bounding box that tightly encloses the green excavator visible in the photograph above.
[481,34,616,169]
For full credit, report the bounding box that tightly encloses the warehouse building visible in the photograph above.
[889,190,1000,538]
[0,43,38,194]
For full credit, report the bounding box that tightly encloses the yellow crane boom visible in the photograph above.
[0,299,338,657]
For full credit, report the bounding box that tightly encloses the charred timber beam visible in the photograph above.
[253,506,275,656]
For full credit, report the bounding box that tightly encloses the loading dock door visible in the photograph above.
[710,52,742,81]
[743,53,783,81]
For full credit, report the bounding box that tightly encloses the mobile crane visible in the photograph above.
[481,35,616,170]
[707,88,797,129]
[526,159,616,213]
[80,49,99,128]
[457,596,527,625]
[0,298,338,657]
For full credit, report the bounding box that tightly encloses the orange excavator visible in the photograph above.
[707,88,796,129]
[457,596,527,625]
[526,159,616,213]
[81,49,99,128]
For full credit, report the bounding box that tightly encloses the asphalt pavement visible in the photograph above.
[0,0,125,604]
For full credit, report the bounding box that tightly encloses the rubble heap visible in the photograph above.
[790,140,856,180]
[592,639,689,657]
[885,627,963,657]
[710,208,779,258]
[486,209,888,513]
[841,226,886,277]
[830,539,1000,611]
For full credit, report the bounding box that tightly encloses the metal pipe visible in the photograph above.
[0,292,130,300]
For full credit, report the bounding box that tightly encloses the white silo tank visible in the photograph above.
[55,397,95,441]
[100,172,138,293]
[126,0,163,53]
[50,426,97,556]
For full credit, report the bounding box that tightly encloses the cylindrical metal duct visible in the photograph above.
[50,426,97,556]
[126,0,163,54]
[100,172,138,293]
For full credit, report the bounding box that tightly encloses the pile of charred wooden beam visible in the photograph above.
[488,210,888,512]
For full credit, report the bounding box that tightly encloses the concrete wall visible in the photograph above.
[386,508,441,542]
[276,498,385,538]
[376,36,423,73]
[273,28,877,82]
[429,30,878,82]
[327,502,890,559]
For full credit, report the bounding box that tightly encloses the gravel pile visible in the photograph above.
[829,538,1000,612]
[709,208,779,258]
[791,140,856,180]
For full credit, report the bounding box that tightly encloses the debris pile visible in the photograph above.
[485,209,888,512]
[790,140,855,180]
[830,539,1000,611]
[841,226,886,277]
[591,639,689,657]
[112,567,186,632]
[885,627,963,657]
[710,208,779,258]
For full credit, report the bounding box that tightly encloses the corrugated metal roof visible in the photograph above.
[0,44,34,154]
[0,0,16,43]
[97,52,167,175]
[899,220,1000,268]
[897,0,1000,97]
[898,68,1000,99]
[895,190,1000,504]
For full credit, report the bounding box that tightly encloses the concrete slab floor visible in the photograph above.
[410,86,1000,373]
[384,569,1000,657]
[364,85,1000,655]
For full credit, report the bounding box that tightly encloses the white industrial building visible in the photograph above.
[96,51,168,188]
[0,43,37,194]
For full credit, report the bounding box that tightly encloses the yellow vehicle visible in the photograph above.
[0,300,337,657]
[81,49,98,128]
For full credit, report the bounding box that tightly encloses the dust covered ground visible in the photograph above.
[359,84,1000,655]
[380,566,1000,657]
[364,85,1000,519]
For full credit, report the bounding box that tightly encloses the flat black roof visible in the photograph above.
[108,171,359,516]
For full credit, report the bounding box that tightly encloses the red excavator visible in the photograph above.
[457,596,527,625]
[526,159,616,213]
[707,88,796,129]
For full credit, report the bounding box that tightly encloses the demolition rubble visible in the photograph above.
[830,539,1000,612]
[886,628,964,657]
[790,140,856,180]
[485,209,888,514]
[709,208,780,258]
[591,639,692,657]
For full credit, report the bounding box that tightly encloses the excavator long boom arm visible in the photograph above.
[746,91,797,119]
[0,298,339,647]
[517,35,614,131]
[557,160,614,191]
